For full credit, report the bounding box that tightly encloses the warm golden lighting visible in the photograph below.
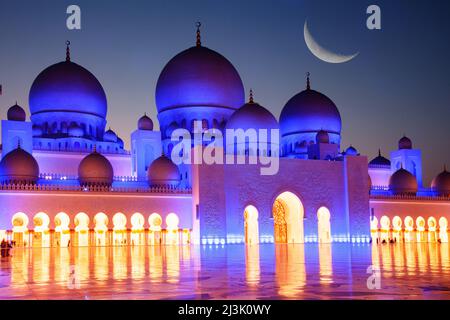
[439,217,448,243]
[272,192,304,244]
[317,207,331,243]
[380,215,390,243]
[166,213,179,245]
[244,205,259,245]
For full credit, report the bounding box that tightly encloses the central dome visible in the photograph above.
[155,46,244,113]
[29,60,107,118]
[280,88,342,138]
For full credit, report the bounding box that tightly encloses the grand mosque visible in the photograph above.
[0,27,449,248]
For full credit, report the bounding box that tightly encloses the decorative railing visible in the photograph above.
[368,164,391,169]
[370,194,450,202]
[39,173,141,182]
[0,183,191,194]
[371,185,390,191]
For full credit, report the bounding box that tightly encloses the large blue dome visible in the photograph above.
[155,46,244,113]
[29,60,107,119]
[280,89,341,138]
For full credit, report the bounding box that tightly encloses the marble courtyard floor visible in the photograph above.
[1,243,450,300]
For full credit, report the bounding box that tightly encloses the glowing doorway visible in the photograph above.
[244,205,259,245]
[54,212,71,247]
[131,213,145,245]
[113,213,127,246]
[74,212,90,246]
[317,207,331,243]
[165,213,179,245]
[148,213,162,245]
[439,217,448,243]
[33,212,50,247]
[272,192,304,243]
[94,212,108,246]
[12,212,29,247]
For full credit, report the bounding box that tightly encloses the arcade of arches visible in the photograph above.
[371,215,449,243]
[7,211,190,247]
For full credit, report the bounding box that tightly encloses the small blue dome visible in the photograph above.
[398,136,412,150]
[29,60,107,119]
[103,129,117,142]
[7,103,26,121]
[138,114,153,131]
[345,145,358,156]
[369,149,391,166]
[280,89,341,138]
[156,46,244,113]
[226,100,278,132]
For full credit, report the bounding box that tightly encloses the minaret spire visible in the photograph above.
[196,22,202,47]
[66,40,71,62]
[306,72,311,90]
[249,89,254,104]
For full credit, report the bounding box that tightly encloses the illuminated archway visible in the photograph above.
[370,216,379,243]
[33,212,50,247]
[74,212,90,246]
[54,212,71,247]
[427,217,437,243]
[404,216,414,242]
[165,213,179,245]
[272,192,304,243]
[148,213,163,245]
[244,205,259,245]
[317,207,331,243]
[380,216,390,243]
[416,216,426,242]
[392,216,402,242]
[11,212,29,247]
[113,212,127,246]
[94,212,109,246]
[439,217,448,243]
[130,213,145,245]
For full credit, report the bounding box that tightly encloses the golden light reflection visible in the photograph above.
[165,245,180,283]
[275,244,306,298]
[148,246,163,282]
[318,244,333,284]
[245,245,260,286]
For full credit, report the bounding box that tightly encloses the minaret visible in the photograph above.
[306,72,311,90]
[66,40,71,62]
[196,22,202,47]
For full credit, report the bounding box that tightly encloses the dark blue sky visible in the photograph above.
[0,0,449,184]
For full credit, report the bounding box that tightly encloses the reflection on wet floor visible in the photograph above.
[1,243,450,299]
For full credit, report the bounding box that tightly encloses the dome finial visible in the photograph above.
[249,89,254,104]
[306,72,311,90]
[196,22,202,47]
[93,144,97,153]
[17,140,21,149]
[66,40,71,62]
[378,148,381,157]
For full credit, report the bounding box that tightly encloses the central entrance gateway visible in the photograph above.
[272,192,304,243]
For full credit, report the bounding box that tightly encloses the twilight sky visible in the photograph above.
[0,0,449,184]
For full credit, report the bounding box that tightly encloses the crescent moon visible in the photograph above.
[304,20,358,64]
